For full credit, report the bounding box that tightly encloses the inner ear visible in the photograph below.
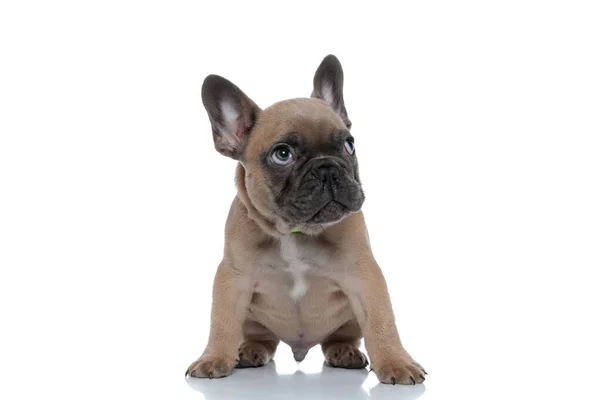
[202,75,261,160]
[311,54,351,129]
[218,99,248,146]
[320,82,340,114]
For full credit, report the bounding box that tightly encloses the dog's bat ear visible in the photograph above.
[201,75,261,160]
[311,54,351,129]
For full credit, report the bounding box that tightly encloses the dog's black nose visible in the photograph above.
[314,163,340,185]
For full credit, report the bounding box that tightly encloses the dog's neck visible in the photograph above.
[235,163,283,237]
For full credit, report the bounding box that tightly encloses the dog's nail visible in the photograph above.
[208,372,213,379]
[420,374,425,381]
[391,377,396,385]
[410,376,416,385]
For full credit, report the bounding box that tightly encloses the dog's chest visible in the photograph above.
[249,236,354,345]
[278,236,316,301]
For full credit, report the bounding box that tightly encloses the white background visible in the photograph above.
[1,1,599,399]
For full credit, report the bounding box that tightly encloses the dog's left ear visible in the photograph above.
[311,54,351,129]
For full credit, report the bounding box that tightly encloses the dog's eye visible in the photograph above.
[271,146,294,165]
[344,139,355,155]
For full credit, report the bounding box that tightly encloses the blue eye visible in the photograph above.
[344,139,355,155]
[271,146,294,165]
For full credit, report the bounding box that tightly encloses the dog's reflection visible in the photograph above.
[186,361,426,400]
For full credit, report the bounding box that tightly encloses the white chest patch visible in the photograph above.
[279,236,311,301]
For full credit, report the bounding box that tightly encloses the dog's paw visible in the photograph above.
[374,358,426,385]
[324,342,369,369]
[236,342,270,368]
[186,356,234,379]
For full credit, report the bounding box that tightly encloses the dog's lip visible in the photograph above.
[305,200,350,223]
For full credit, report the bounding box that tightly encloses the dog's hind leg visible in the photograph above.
[321,319,368,369]
[236,319,280,368]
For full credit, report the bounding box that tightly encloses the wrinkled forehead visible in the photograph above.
[246,98,348,154]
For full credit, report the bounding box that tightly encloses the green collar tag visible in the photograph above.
[291,227,302,233]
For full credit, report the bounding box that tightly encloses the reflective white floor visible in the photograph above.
[186,348,426,400]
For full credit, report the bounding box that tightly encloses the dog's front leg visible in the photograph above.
[186,261,252,378]
[342,258,426,385]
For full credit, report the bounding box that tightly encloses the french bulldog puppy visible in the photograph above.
[186,55,425,385]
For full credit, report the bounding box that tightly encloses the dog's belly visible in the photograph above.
[247,273,355,361]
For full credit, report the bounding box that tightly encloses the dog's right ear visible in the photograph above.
[201,75,261,160]
[311,55,351,129]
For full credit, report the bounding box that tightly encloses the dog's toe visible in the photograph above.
[374,358,426,385]
[186,356,234,379]
[236,342,270,368]
[324,343,368,369]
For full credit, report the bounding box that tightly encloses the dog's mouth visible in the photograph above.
[305,200,350,224]
[277,173,365,228]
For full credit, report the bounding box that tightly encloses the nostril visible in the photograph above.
[315,165,340,183]
[327,167,340,180]
[325,172,338,186]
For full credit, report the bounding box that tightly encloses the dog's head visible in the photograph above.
[201,55,364,233]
